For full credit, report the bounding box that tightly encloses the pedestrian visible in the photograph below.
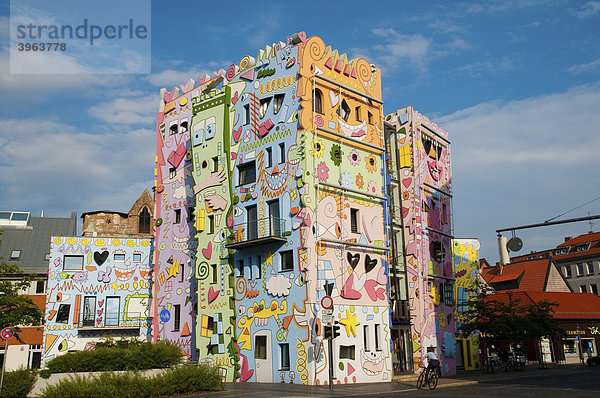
[425,346,441,378]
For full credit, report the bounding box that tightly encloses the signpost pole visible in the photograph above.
[1,338,8,391]
[328,333,333,391]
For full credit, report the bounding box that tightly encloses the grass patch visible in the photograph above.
[41,364,224,398]
[46,341,182,373]
[0,368,37,398]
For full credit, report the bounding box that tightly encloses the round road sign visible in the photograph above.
[1,327,13,340]
[321,296,333,310]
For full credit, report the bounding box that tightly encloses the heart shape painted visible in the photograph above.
[364,254,378,274]
[94,251,109,266]
[402,178,412,188]
[202,242,212,260]
[362,215,378,243]
[347,252,360,270]
[231,91,239,105]
[376,266,387,285]
[208,286,220,303]
[97,317,102,324]
[364,280,386,301]
[329,90,340,107]
[97,309,103,316]
[233,126,242,143]
[98,300,104,308]
[340,274,362,300]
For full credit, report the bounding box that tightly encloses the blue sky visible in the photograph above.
[1,0,599,261]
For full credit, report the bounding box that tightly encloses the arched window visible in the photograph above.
[313,89,323,114]
[139,207,151,234]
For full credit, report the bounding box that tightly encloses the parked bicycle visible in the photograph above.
[480,356,494,374]
[505,351,526,371]
[416,360,438,390]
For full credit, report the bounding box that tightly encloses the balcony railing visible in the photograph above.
[77,311,149,331]
[225,217,288,249]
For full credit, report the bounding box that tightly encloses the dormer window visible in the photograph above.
[575,243,591,252]
[553,247,570,256]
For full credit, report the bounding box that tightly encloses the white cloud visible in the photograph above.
[456,56,515,76]
[147,62,226,89]
[570,1,600,18]
[0,118,155,218]
[438,84,600,261]
[568,58,600,74]
[88,94,158,125]
[265,274,291,297]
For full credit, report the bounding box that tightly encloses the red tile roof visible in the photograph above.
[487,291,600,319]
[554,232,600,261]
[481,258,553,291]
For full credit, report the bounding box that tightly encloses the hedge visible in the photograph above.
[0,368,37,398]
[46,341,182,373]
[41,364,224,398]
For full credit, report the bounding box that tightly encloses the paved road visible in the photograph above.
[189,363,600,398]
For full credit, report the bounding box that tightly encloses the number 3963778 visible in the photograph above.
[17,42,66,51]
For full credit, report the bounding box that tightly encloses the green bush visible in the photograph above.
[0,368,37,398]
[41,364,224,398]
[46,341,182,373]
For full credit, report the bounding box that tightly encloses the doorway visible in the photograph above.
[83,296,96,327]
[247,205,258,241]
[268,200,280,237]
[254,330,273,382]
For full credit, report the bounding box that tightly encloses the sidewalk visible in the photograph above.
[193,362,591,397]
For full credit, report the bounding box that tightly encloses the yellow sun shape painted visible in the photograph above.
[339,309,360,337]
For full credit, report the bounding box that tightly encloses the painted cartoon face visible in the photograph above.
[360,349,384,375]
[427,160,442,181]
[338,117,367,140]
[192,116,216,147]
[278,45,296,69]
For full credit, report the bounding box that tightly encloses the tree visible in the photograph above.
[0,231,44,342]
[459,290,562,365]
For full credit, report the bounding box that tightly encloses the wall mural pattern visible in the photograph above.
[385,107,455,376]
[153,84,198,361]
[43,237,153,367]
[453,238,480,370]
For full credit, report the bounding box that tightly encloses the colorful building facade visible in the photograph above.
[452,238,480,370]
[155,32,393,384]
[384,107,455,376]
[42,236,153,367]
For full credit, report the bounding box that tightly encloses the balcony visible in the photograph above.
[225,217,288,249]
[390,300,411,323]
[77,311,149,332]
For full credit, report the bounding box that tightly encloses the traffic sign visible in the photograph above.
[322,313,334,325]
[1,328,13,340]
[321,295,333,310]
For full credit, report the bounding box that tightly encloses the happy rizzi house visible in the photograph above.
[154,32,399,385]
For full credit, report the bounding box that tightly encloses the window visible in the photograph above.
[374,324,381,351]
[577,263,584,276]
[279,343,290,370]
[56,304,70,324]
[63,255,84,271]
[139,207,151,234]
[169,122,178,135]
[575,243,591,252]
[238,260,244,277]
[580,285,588,293]
[169,167,176,179]
[313,89,323,114]
[180,120,188,134]
[208,215,215,234]
[259,97,271,118]
[173,304,181,331]
[266,147,273,168]
[175,209,181,224]
[105,297,120,326]
[257,256,262,279]
[180,263,185,283]
[187,207,195,224]
[114,253,125,262]
[244,104,250,125]
[211,156,219,172]
[255,336,267,359]
[554,247,569,256]
[363,325,370,351]
[337,99,350,121]
[587,262,594,275]
[238,162,256,185]
[133,253,142,262]
[9,250,21,261]
[443,283,453,306]
[355,106,361,121]
[350,208,359,233]
[591,284,598,295]
[36,280,45,294]
[45,253,51,261]
[563,265,572,278]
[339,345,355,360]
[280,250,293,272]
[279,143,285,164]
[273,94,284,115]
[368,111,373,124]
[212,264,218,284]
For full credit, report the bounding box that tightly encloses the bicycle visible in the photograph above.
[480,357,495,374]
[416,361,438,390]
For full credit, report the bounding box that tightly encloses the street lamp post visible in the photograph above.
[576,324,583,365]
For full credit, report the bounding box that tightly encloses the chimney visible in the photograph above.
[564,237,572,243]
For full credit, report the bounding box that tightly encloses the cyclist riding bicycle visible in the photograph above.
[424,347,441,378]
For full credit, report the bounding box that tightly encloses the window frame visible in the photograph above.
[238,161,257,186]
[350,208,359,234]
[9,250,21,261]
[280,250,294,272]
[56,304,71,324]
[63,255,84,271]
[279,343,290,371]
